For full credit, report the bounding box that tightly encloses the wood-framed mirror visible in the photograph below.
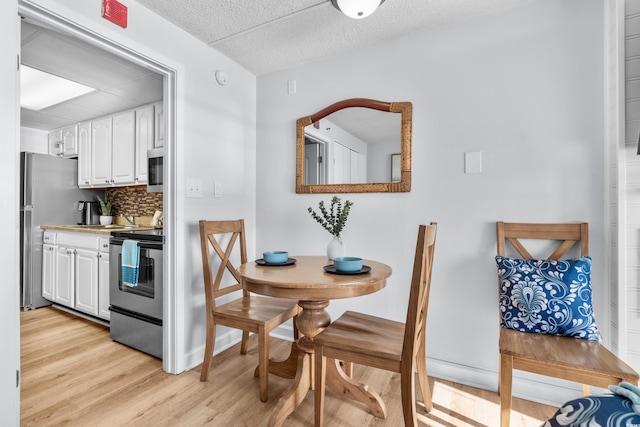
[296,98,412,194]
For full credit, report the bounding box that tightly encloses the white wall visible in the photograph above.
[623,0,640,371]
[14,0,257,376]
[20,126,47,153]
[0,1,21,423]
[257,0,605,406]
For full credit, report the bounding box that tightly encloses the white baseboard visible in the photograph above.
[428,357,608,408]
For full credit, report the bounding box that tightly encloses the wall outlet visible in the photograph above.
[186,178,203,198]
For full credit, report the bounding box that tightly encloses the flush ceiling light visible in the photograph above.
[20,65,96,111]
[331,0,385,19]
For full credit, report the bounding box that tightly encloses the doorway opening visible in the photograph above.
[18,1,177,373]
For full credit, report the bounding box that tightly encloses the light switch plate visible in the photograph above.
[287,79,296,95]
[214,182,222,198]
[186,178,203,198]
[464,151,482,174]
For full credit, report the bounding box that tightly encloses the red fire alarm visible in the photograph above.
[102,0,128,29]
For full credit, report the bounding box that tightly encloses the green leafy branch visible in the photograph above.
[308,196,354,237]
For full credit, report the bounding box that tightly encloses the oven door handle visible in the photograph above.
[110,238,163,250]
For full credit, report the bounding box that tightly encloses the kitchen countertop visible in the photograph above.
[41,224,157,235]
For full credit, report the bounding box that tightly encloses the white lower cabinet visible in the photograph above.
[42,231,110,320]
[75,248,99,317]
[42,243,56,301]
[54,246,75,308]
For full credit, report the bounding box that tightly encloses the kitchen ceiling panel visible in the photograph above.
[20,108,81,130]
[21,33,151,91]
[64,91,150,116]
[41,100,106,123]
[105,76,163,104]
[20,20,163,131]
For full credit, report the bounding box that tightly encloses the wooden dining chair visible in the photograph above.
[496,221,639,427]
[199,219,300,402]
[314,223,437,427]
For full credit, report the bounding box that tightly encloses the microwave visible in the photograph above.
[147,147,163,193]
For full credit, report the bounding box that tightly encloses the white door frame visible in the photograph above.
[17,1,179,373]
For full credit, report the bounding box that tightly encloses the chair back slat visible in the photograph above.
[402,222,437,361]
[504,237,533,259]
[199,220,248,309]
[497,221,588,260]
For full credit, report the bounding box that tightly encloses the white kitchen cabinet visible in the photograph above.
[48,129,62,157]
[77,103,157,189]
[111,110,136,184]
[42,243,55,301]
[54,246,75,308]
[98,238,110,320]
[61,125,79,157]
[135,105,154,184]
[77,122,92,187]
[49,125,79,158]
[75,248,99,317]
[91,117,112,186]
[90,111,135,186]
[42,231,111,320]
[154,102,164,148]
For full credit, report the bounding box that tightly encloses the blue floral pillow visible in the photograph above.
[495,256,601,341]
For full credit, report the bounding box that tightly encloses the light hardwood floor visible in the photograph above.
[21,307,558,426]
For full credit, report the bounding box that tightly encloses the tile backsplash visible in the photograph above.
[106,187,162,217]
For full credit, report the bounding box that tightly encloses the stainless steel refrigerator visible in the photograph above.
[20,152,97,310]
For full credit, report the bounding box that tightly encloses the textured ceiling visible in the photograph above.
[20,0,534,131]
[135,0,534,76]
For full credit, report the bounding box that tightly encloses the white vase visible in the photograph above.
[327,235,345,260]
[99,215,113,225]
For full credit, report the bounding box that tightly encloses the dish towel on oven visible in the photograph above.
[121,240,140,287]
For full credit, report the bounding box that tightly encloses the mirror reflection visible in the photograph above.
[296,98,412,194]
[304,108,400,185]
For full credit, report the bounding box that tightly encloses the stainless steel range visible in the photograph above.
[109,229,163,359]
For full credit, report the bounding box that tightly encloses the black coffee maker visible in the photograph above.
[78,201,99,225]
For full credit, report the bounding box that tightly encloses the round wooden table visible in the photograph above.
[239,256,392,427]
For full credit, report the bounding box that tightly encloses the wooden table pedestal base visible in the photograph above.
[262,300,387,427]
